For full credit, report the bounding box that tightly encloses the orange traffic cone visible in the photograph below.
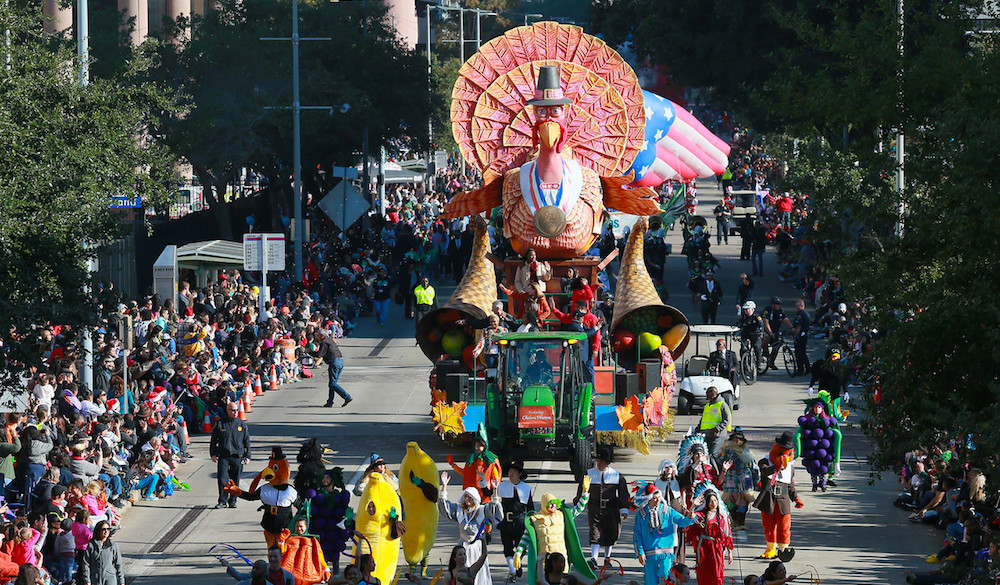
[202,412,212,433]
[181,419,191,444]
[237,398,247,421]
[254,374,263,396]
[269,364,278,390]
[244,389,253,414]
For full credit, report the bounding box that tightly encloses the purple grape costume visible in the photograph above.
[792,394,843,491]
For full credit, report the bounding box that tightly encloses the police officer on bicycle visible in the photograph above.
[761,297,793,372]
[738,301,764,374]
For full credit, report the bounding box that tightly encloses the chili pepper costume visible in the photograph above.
[447,424,502,502]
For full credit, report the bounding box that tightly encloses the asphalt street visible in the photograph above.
[116,179,941,585]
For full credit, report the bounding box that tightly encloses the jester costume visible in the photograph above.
[718,428,756,529]
[632,484,696,585]
[515,492,595,585]
[794,392,844,491]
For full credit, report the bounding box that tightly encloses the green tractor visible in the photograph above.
[482,331,596,481]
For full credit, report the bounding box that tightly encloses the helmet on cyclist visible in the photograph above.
[770,296,782,305]
[742,301,756,311]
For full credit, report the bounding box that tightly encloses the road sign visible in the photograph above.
[317,180,370,230]
[110,196,142,208]
[243,233,285,271]
[434,150,449,170]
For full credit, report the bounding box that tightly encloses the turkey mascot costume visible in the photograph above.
[752,432,803,561]
[226,446,300,549]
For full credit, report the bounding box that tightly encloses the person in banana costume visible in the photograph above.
[514,475,596,585]
[440,471,503,585]
[354,471,405,585]
[399,442,440,577]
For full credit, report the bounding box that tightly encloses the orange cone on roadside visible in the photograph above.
[254,374,263,396]
[202,412,212,433]
[181,419,191,444]
[269,364,278,390]
[244,389,253,413]
[237,398,247,420]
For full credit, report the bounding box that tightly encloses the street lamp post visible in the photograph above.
[262,0,331,282]
[895,0,905,237]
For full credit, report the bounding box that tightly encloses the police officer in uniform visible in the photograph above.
[698,386,732,458]
[496,461,534,582]
[761,297,793,372]
[738,301,764,373]
[575,447,630,570]
[413,277,437,337]
[210,400,251,508]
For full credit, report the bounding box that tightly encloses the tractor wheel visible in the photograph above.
[572,433,595,482]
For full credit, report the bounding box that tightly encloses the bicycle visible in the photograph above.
[767,333,797,377]
[739,337,758,386]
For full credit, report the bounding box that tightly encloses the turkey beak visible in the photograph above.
[538,121,561,149]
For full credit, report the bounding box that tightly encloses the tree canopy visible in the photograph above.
[0,2,176,386]
[595,0,1000,473]
[145,0,431,206]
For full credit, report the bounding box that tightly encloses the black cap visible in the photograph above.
[270,446,286,460]
[771,297,782,305]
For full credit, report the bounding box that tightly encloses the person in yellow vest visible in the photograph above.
[699,387,732,458]
[413,277,437,338]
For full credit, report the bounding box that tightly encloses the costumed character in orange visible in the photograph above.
[447,424,502,502]
[441,24,660,260]
[752,431,804,561]
[225,446,300,550]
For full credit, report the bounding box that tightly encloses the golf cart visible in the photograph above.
[675,324,741,415]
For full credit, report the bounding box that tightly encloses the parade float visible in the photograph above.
[419,22,730,465]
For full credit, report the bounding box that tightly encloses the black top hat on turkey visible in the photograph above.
[526,65,573,106]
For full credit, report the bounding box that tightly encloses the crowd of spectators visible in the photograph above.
[896,446,999,584]
[0,268,354,584]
